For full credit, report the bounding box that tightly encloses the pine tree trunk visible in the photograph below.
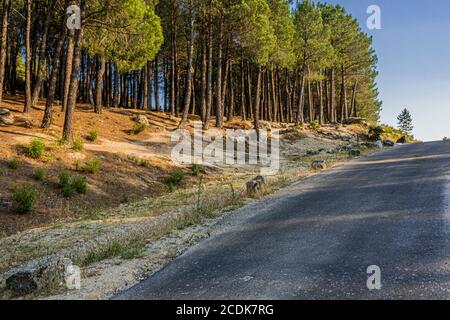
[31,3,53,106]
[330,67,336,123]
[0,0,10,108]
[179,1,194,126]
[41,24,66,128]
[62,30,75,112]
[94,57,106,113]
[62,1,85,142]
[215,18,223,129]
[203,2,213,130]
[24,0,32,113]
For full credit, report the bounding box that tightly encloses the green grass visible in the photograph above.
[28,139,46,159]
[87,130,98,142]
[84,158,101,174]
[34,168,47,181]
[12,183,39,214]
[81,241,145,266]
[59,170,88,197]
[72,138,84,152]
[192,164,201,176]
[130,123,148,135]
[8,158,21,170]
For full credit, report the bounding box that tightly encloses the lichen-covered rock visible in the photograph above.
[246,176,266,197]
[4,255,73,296]
[0,108,14,125]
[133,115,150,126]
[311,160,327,170]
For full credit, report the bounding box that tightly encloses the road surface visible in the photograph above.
[115,142,450,299]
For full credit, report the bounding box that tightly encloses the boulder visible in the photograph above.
[133,115,150,126]
[14,116,33,128]
[4,255,74,296]
[246,176,266,197]
[0,108,14,125]
[0,107,11,115]
[397,136,407,144]
[374,141,384,148]
[383,139,395,147]
[311,160,327,170]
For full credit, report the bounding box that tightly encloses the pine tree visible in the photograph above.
[397,108,414,135]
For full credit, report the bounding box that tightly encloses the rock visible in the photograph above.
[133,115,150,126]
[349,149,361,157]
[374,141,384,148]
[14,116,33,128]
[246,176,266,197]
[342,117,366,125]
[397,136,407,144]
[311,160,327,170]
[4,255,74,296]
[0,108,14,125]
[383,139,395,147]
[0,107,11,116]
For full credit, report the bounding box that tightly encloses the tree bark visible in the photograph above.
[32,2,54,106]
[41,22,66,128]
[94,57,106,113]
[0,0,10,108]
[62,1,85,142]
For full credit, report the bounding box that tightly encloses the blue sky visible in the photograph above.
[309,0,450,141]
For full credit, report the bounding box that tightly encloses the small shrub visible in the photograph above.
[12,183,38,213]
[130,123,148,135]
[62,183,76,198]
[369,125,384,141]
[72,176,87,194]
[59,170,71,188]
[169,169,185,186]
[87,130,98,142]
[56,138,67,146]
[84,158,101,174]
[192,164,202,176]
[34,168,47,181]
[444,137,449,141]
[8,159,20,170]
[28,139,46,159]
[310,120,320,130]
[72,138,84,152]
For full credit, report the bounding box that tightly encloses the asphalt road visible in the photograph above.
[115,142,450,300]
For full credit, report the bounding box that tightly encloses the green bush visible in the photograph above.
[444,137,449,141]
[28,139,46,159]
[310,120,320,130]
[59,170,71,188]
[8,159,20,170]
[72,176,87,194]
[369,125,384,141]
[72,138,84,152]
[192,164,202,177]
[84,158,101,174]
[130,123,148,135]
[12,183,38,213]
[34,168,47,181]
[169,170,185,190]
[59,170,87,197]
[87,130,98,142]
